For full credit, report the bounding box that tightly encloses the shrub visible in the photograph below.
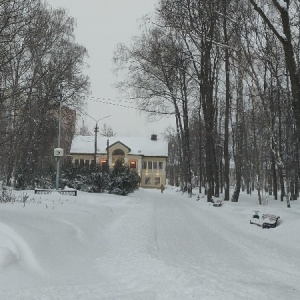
[61,164,89,190]
[87,170,110,193]
[12,159,140,196]
[109,159,140,196]
[0,190,17,203]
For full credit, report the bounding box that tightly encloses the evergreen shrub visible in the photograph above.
[109,159,140,195]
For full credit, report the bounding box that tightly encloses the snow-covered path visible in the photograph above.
[152,191,299,299]
[0,188,300,299]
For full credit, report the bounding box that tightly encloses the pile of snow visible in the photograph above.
[0,188,299,299]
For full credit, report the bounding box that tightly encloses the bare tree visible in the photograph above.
[249,0,300,141]
[0,1,89,186]
[100,123,116,138]
[114,24,194,194]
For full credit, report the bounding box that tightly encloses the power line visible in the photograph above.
[90,96,136,105]
[87,96,175,115]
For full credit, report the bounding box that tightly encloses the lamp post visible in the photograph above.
[107,138,109,165]
[91,115,111,166]
[76,110,111,167]
[94,122,99,164]
[55,85,63,190]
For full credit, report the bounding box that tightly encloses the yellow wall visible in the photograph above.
[140,157,167,189]
[71,143,167,189]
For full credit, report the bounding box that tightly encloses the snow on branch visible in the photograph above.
[207,39,239,52]
[276,0,288,10]
[249,0,288,43]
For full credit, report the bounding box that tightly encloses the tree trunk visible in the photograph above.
[271,147,278,200]
[223,0,230,201]
[250,0,300,143]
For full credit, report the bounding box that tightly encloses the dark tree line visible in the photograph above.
[114,0,300,206]
[0,0,89,187]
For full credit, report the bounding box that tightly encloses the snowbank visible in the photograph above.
[0,188,299,299]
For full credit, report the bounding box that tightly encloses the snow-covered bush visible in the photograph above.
[0,190,17,203]
[62,160,139,195]
[14,165,28,190]
[61,164,110,192]
[109,159,140,196]
[61,164,90,190]
[34,175,54,189]
[11,159,140,196]
[88,171,110,193]
[15,163,56,190]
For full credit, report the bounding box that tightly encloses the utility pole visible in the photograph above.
[107,138,109,167]
[77,112,111,167]
[55,85,63,190]
[94,122,99,166]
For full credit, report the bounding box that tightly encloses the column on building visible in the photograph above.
[137,158,142,176]
[108,150,112,168]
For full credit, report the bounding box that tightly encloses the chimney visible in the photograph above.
[151,134,157,141]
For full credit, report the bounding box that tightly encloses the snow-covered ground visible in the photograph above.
[0,187,299,299]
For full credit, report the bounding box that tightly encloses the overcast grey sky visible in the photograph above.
[46,0,173,138]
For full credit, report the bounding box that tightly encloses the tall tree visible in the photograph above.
[159,0,223,201]
[0,1,89,186]
[249,0,300,141]
[114,25,194,194]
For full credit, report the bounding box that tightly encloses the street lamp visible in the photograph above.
[90,115,111,166]
[94,122,99,164]
[55,84,63,190]
[76,110,110,166]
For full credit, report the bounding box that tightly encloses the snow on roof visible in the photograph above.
[70,135,168,157]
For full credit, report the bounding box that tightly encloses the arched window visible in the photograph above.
[112,149,125,155]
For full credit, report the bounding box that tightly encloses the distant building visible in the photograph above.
[69,134,168,189]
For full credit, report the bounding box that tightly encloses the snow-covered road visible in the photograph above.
[0,188,300,299]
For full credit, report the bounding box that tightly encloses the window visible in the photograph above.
[85,160,90,167]
[112,149,125,155]
[145,177,151,185]
[143,161,164,170]
[129,160,137,169]
[74,159,79,166]
[155,177,160,185]
[80,159,84,167]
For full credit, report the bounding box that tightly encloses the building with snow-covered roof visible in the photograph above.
[69,134,168,189]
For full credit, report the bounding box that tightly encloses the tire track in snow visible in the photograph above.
[151,196,160,258]
[56,219,85,241]
[0,221,43,274]
[95,192,186,297]
[153,193,300,299]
